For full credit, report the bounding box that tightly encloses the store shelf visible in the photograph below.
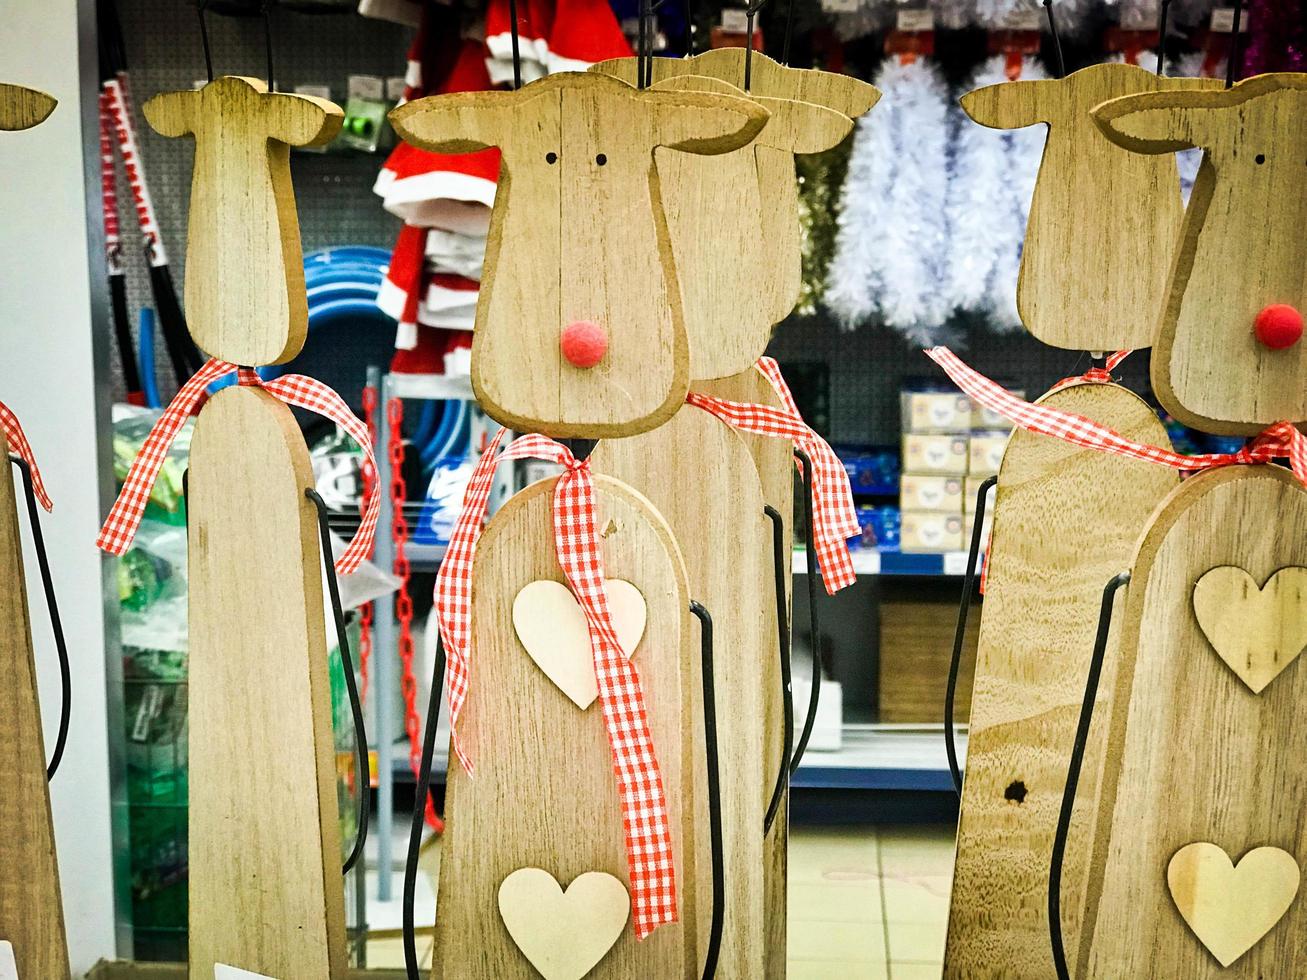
[793,548,970,577]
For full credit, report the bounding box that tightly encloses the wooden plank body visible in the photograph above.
[592,406,773,978]
[693,367,792,977]
[186,386,346,978]
[432,475,697,978]
[0,433,69,978]
[1093,73,1307,434]
[1080,464,1307,976]
[960,64,1220,351]
[945,382,1179,978]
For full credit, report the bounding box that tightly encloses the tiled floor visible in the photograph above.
[366,822,955,977]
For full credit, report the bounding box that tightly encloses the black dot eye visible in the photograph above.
[545,152,558,164]
[595,153,607,166]
[1255,153,1266,165]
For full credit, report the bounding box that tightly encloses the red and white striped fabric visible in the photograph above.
[1057,349,1131,387]
[1,400,52,512]
[434,429,678,938]
[97,359,379,574]
[686,357,861,594]
[928,346,1307,483]
[102,73,167,268]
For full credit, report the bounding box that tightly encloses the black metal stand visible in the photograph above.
[690,600,724,980]
[404,632,446,980]
[1049,571,1130,980]
[763,504,792,835]
[790,449,823,775]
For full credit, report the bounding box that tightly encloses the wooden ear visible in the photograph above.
[0,83,56,131]
[961,79,1051,130]
[648,89,769,155]
[143,89,200,138]
[390,91,517,153]
[756,97,852,153]
[811,72,880,119]
[1093,93,1217,153]
[266,92,344,148]
[589,57,640,87]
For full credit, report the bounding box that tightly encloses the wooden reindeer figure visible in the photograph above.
[940,60,1208,979]
[391,71,772,978]
[130,76,347,978]
[1061,72,1307,977]
[0,81,70,980]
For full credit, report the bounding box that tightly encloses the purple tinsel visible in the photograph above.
[1237,0,1307,75]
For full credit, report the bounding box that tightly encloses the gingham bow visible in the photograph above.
[434,429,678,938]
[1058,349,1131,387]
[96,358,379,574]
[928,347,1307,482]
[686,356,860,594]
[1,400,52,512]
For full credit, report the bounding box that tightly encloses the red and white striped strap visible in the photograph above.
[103,74,167,267]
[96,358,379,573]
[927,346,1307,482]
[1057,349,1131,387]
[685,356,860,594]
[434,429,678,938]
[1,400,52,512]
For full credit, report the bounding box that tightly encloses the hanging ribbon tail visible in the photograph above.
[0,400,53,512]
[925,346,1307,482]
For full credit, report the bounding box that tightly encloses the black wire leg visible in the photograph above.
[789,449,822,776]
[10,455,71,781]
[306,488,370,875]
[1049,571,1130,980]
[690,600,723,980]
[763,505,792,836]
[405,634,446,980]
[945,475,996,796]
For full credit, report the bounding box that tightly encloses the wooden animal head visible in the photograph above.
[961,63,1220,351]
[587,65,859,381]
[390,72,768,438]
[0,83,55,131]
[1094,73,1307,434]
[143,76,343,366]
[592,51,878,375]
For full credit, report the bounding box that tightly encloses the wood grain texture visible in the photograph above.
[591,64,857,375]
[1192,565,1307,694]
[879,599,978,724]
[944,382,1179,979]
[0,433,69,979]
[431,476,696,978]
[143,76,342,366]
[961,63,1220,351]
[1094,73,1307,433]
[187,387,346,978]
[1081,465,1307,977]
[592,407,773,978]
[693,367,793,977]
[0,83,55,130]
[390,73,767,438]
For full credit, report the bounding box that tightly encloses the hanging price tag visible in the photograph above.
[1001,8,1043,30]
[0,942,17,980]
[1209,7,1249,31]
[1119,0,1158,29]
[896,7,934,30]
[721,8,751,32]
[821,0,861,12]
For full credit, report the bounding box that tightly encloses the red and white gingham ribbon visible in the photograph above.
[434,429,677,938]
[686,356,860,594]
[1,400,52,512]
[97,358,379,574]
[1056,349,1131,387]
[927,346,1307,482]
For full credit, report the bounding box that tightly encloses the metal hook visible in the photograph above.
[194,0,277,90]
[690,599,724,980]
[197,1,215,82]
[1156,0,1173,75]
[305,488,371,875]
[507,0,523,90]
[404,632,445,980]
[9,455,71,782]
[945,474,996,796]
[1049,571,1130,980]
[743,0,769,92]
[1225,0,1244,88]
[789,448,822,775]
[1042,0,1066,80]
[763,505,792,835]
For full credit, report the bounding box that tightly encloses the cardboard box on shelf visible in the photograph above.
[963,474,997,517]
[900,473,964,513]
[879,598,978,723]
[968,431,1009,475]
[971,390,1023,430]
[901,390,974,432]
[901,510,965,553]
[902,432,969,475]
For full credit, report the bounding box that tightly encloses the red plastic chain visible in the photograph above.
[357,384,378,707]
[388,397,443,832]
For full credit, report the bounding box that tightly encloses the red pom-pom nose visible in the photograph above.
[560,320,608,368]
[1254,304,1304,350]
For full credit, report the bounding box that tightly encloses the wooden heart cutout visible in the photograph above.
[1168,843,1300,967]
[498,868,630,980]
[512,580,646,709]
[1193,565,1307,693]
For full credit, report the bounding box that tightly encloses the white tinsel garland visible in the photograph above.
[826,57,952,344]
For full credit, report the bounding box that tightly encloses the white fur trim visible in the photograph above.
[358,0,421,27]
[377,276,411,322]
[395,320,418,350]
